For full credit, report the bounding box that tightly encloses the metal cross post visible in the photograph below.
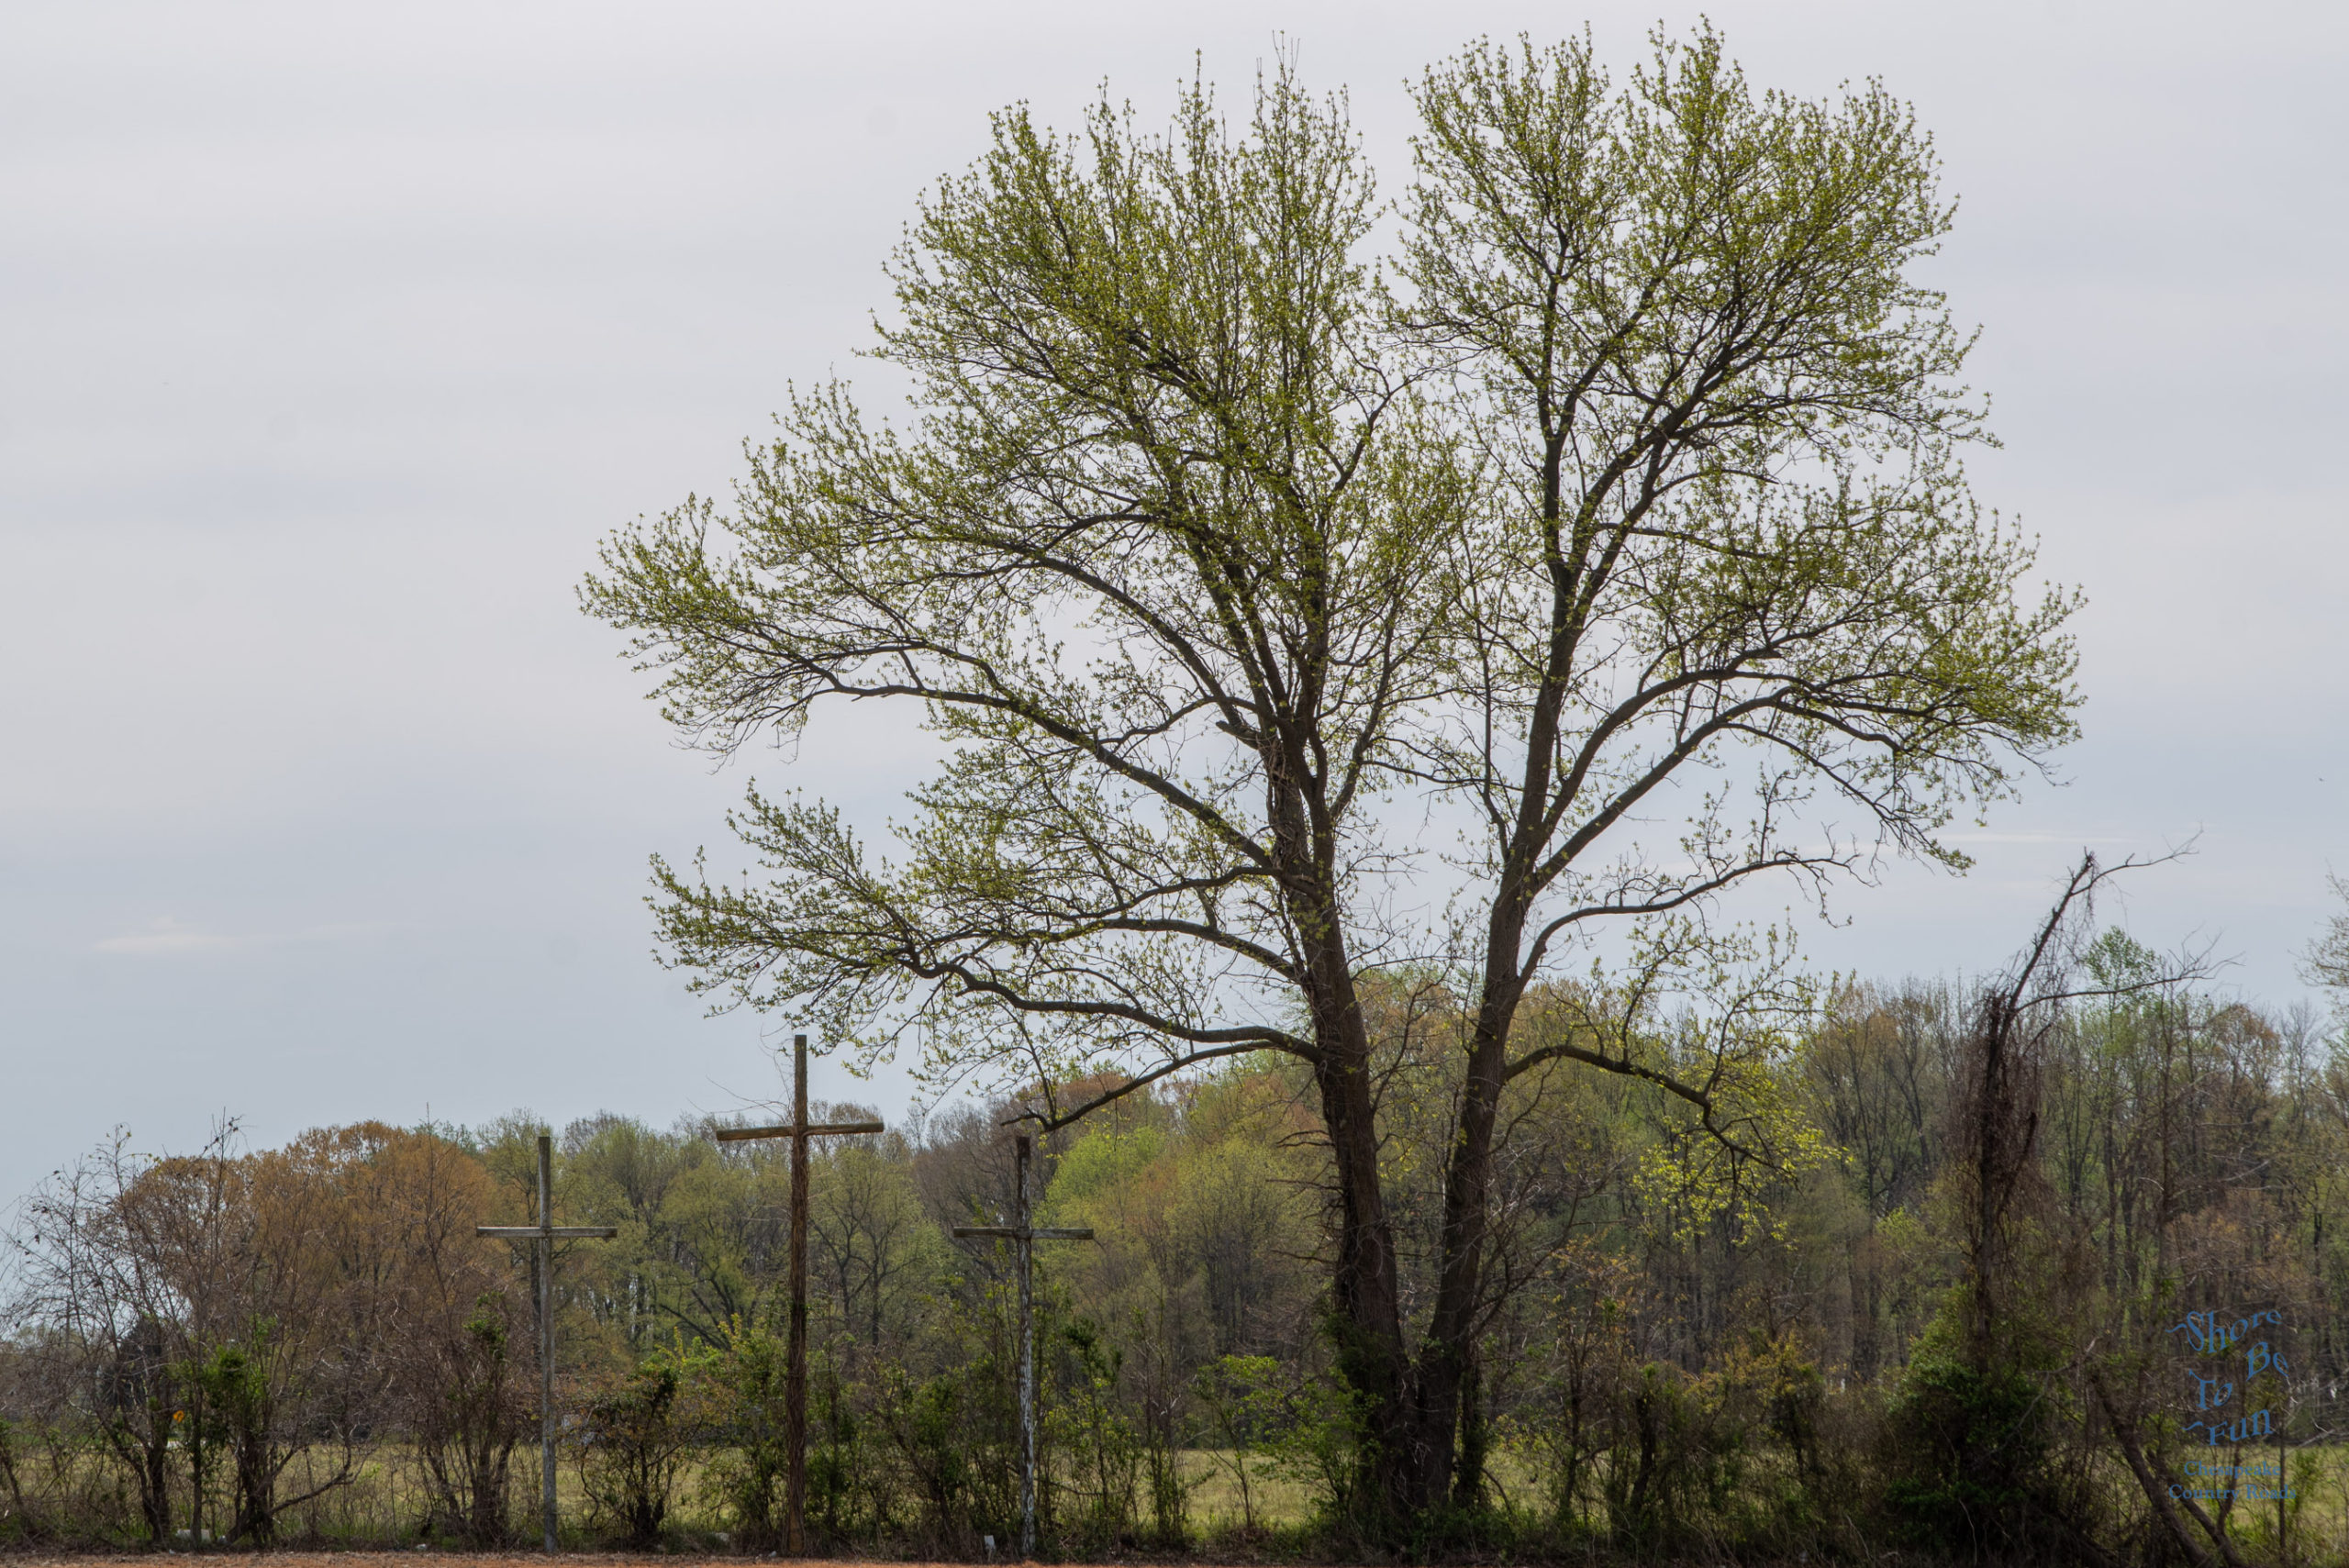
[952,1132,1093,1560]
[476,1133,618,1553]
[714,1034,884,1555]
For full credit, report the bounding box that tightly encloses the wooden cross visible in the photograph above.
[715,1033,884,1555]
[476,1132,618,1553]
[952,1131,1094,1559]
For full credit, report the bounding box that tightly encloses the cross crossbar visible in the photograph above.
[477,1225,619,1240]
[952,1225,1095,1240]
[717,1118,885,1142]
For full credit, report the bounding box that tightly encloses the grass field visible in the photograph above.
[11,1440,2349,1558]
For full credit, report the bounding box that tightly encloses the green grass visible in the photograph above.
[12,1435,2349,1559]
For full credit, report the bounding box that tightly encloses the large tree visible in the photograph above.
[585,29,2077,1521]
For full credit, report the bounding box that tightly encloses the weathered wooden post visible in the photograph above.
[714,1034,884,1554]
[476,1133,618,1553]
[952,1132,1094,1558]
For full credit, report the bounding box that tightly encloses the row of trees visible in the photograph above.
[7,893,2349,1559]
[0,1123,518,1546]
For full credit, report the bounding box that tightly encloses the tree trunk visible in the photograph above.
[1309,1032,1408,1497]
[139,1410,172,1545]
[1393,483,1581,1515]
[1405,1020,1508,1509]
[1296,898,1409,1518]
[1405,905,1536,1511]
[1268,716,1413,1518]
[1451,1351,1486,1511]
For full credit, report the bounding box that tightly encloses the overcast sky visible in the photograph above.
[4,0,2344,1210]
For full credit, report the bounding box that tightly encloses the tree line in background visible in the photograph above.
[8,901,2349,1563]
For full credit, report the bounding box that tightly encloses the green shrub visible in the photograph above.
[574,1353,696,1546]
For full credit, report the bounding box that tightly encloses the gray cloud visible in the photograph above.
[4,0,2344,1207]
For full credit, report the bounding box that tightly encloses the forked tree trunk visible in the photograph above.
[1304,863,1544,1520]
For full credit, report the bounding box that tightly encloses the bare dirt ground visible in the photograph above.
[0,1559,982,1567]
[0,1560,1047,1567]
[0,1560,1304,1568]
[0,1559,1273,1568]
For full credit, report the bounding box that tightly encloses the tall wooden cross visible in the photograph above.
[715,1033,884,1554]
[952,1131,1094,1559]
[477,1133,618,1553]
